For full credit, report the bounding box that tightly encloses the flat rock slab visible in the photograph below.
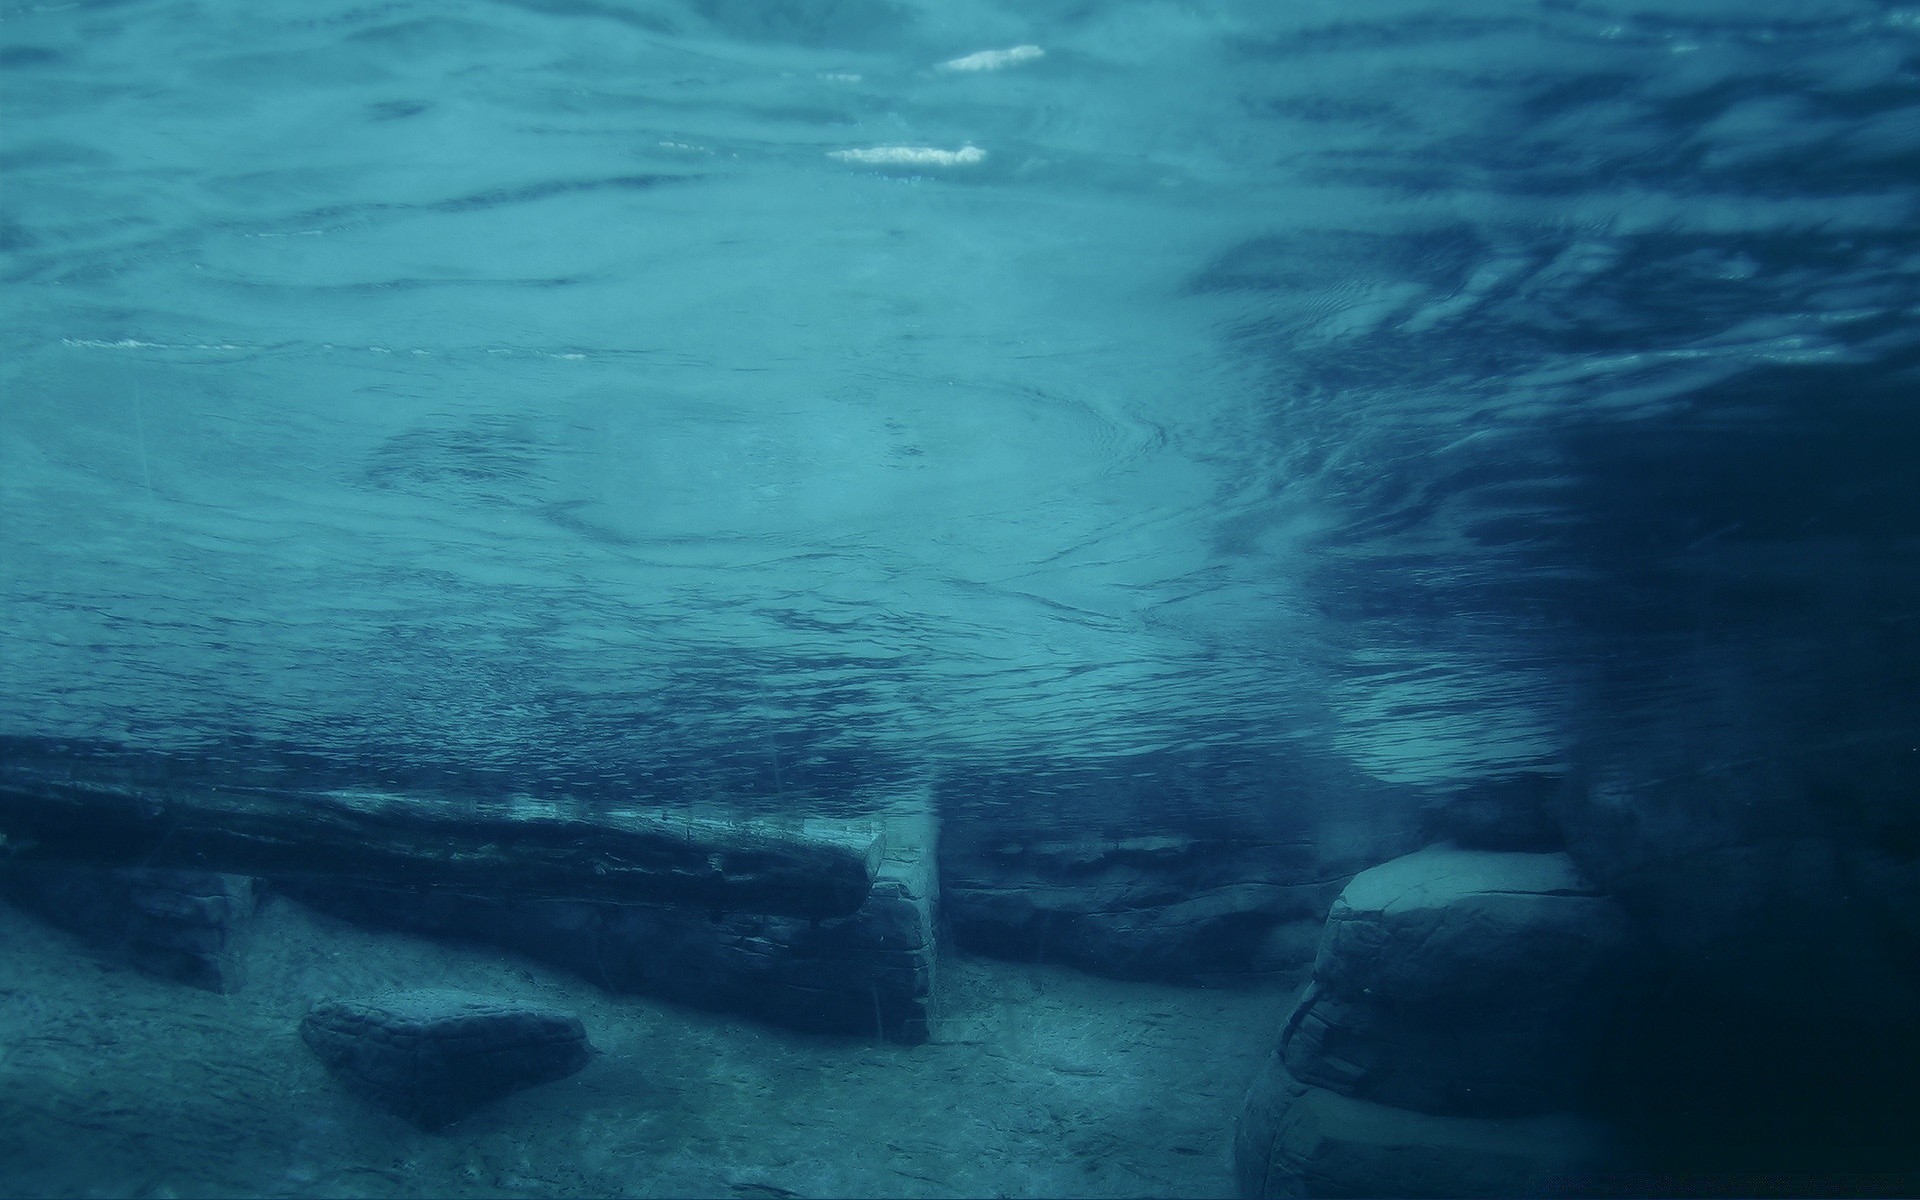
[301,990,592,1130]
[940,819,1416,984]
[1311,844,1632,1007]
[0,775,885,919]
[283,796,941,1043]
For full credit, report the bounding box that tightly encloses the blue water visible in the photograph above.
[2,0,1916,825]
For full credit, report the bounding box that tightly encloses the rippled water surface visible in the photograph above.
[3,0,1917,820]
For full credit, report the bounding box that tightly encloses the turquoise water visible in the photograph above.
[2,0,1916,819]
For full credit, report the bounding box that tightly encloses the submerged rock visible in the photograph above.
[0,865,256,993]
[1236,1055,1616,1200]
[1284,845,1637,1117]
[941,820,1417,984]
[1235,845,1638,1197]
[283,801,939,1043]
[300,990,592,1131]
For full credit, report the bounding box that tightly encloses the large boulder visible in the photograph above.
[301,990,592,1131]
[1283,845,1637,1116]
[1235,845,1638,1197]
[1236,1055,1616,1200]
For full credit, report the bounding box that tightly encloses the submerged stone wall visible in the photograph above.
[1,777,1416,1031]
[281,801,939,1043]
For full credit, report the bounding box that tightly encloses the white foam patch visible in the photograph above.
[937,45,1044,73]
[828,144,986,167]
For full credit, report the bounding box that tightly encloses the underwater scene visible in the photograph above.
[1,0,1916,1196]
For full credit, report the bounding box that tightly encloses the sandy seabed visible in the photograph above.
[0,893,1294,1199]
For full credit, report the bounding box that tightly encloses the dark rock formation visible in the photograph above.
[1235,1056,1616,1200]
[1236,845,1634,1197]
[284,803,939,1042]
[0,865,255,992]
[941,815,1417,984]
[1284,845,1637,1117]
[300,990,592,1131]
[0,774,884,919]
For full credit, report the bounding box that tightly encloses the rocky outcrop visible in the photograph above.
[0,865,256,992]
[1285,846,1637,1117]
[1236,1057,1616,1200]
[0,773,884,919]
[284,801,938,1042]
[1236,845,1636,1198]
[941,809,1418,984]
[301,990,592,1130]
[942,833,1328,983]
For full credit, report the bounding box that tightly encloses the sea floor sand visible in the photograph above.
[0,892,1294,1199]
